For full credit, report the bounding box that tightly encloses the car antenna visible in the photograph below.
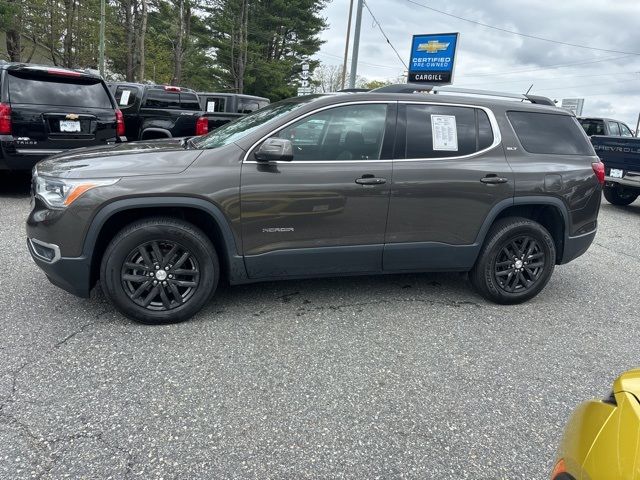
[521,84,533,102]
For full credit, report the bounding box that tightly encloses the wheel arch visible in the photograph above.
[140,127,172,140]
[476,197,570,264]
[84,197,247,289]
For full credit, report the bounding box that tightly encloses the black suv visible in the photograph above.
[26,85,603,324]
[107,83,208,140]
[0,62,123,171]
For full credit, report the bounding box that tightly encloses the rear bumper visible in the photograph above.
[27,238,92,298]
[559,229,597,265]
[605,176,640,190]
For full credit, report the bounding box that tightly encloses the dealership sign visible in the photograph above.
[408,33,459,84]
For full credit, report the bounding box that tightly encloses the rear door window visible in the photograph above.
[607,121,621,136]
[114,86,137,109]
[238,99,261,113]
[508,111,593,155]
[8,72,112,108]
[405,105,492,159]
[143,90,180,109]
[204,96,227,113]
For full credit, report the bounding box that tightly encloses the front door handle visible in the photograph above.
[480,175,509,184]
[355,176,386,185]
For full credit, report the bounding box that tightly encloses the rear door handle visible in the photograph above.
[480,175,509,184]
[355,176,386,185]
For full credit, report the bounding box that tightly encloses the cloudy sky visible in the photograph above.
[315,0,640,127]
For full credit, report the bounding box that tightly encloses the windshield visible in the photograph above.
[191,97,322,149]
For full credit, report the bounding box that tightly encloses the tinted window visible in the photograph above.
[204,97,227,113]
[607,121,620,136]
[405,105,480,158]
[508,111,592,155]
[114,86,137,108]
[275,104,387,161]
[180,93,201,111]
[478,110,494,150]
[143,90,180,109]
[8,73,112,108]
[238,98,262,113]
[579,119,605,136]
[619,123,634,137]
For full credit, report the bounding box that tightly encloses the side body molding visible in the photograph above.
[82,196,249,284]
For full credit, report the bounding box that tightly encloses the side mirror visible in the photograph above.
[254,138,293,162]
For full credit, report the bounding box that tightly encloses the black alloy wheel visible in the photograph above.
[493,235,546,293]
[469,217,555,304]
[101,217,219,324]
[121,240,200,311]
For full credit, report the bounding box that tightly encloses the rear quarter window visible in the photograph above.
[508,111,593,155]
[8,73,112,108]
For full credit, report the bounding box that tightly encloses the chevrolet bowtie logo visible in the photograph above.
[417,40,450,53]
[65,113,79,120]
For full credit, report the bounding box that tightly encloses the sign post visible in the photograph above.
[297,62,313,96]
[407,33,459,85]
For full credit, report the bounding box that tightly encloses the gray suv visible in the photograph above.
[26,85,603,324]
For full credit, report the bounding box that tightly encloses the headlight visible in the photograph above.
[34,176,119,208]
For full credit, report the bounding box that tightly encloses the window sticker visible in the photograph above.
[206,100,216,113]
[431,114,458,151]
[119,89,131,106]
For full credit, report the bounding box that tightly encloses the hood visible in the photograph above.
[36,138,202,179]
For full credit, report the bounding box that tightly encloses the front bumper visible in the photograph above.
[27,238,92,298]
[559,229,597,265]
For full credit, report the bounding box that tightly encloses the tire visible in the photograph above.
[100,217,219,324]
[469,217,556,305]
[603,186,638,206]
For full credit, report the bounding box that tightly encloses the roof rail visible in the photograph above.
[369,83,555,106]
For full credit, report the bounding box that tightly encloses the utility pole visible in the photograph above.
[341,0,354,90]
[348,0,363,89]
[98,0,105,77]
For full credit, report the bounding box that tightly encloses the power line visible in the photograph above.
[532,76,640,92]
[361,0,408,69]
[403,0,640,56]
[461,70,640,88]
[459,54,633,78]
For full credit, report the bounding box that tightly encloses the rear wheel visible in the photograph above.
[469,217,556,304]
[603,185,638,206]
[100,217,219,324]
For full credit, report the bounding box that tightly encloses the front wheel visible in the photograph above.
[603,186,638,206]
[100,217,219,324]
[469,217,556,305]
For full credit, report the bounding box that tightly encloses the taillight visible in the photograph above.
[592,161,605,185]
[0,103,12,135]
[164,85,181,92]
[550,459,566,479]
[115,109,125,137]
[195,116,208,136]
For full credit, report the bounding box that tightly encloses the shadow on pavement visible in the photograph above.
[0,171,31,197]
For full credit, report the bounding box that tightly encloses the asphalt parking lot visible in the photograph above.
[0,172,638,479]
